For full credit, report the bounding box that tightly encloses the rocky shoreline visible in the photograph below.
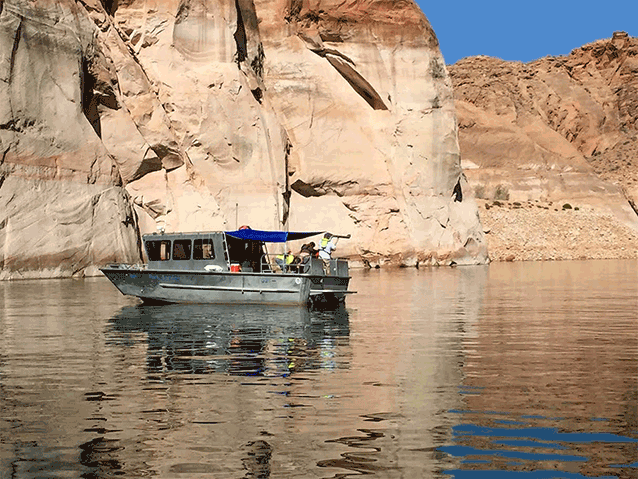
[477,200,638,262]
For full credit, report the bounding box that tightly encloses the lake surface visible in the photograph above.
[0,260,636,478]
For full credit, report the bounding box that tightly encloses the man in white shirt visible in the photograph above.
[318,233,338,275]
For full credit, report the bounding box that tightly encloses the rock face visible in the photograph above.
[449,32,638,261]
[0,0,487,279]
[0,0,140,279]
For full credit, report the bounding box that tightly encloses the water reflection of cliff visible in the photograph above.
[459,261,638,425]
[439,261,638,478]
[108,303,350,379]
[316,266,490,478]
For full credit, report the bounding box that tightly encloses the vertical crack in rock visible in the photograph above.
[251,42,264,78]
[284,0,303,23]
[81,57,101,138]
[8,14,21,84]
[1,13,22,136]
[236,0,263,73]
[233,0,247,64]
[250,85,262,103]
[258,112,283,228]
[0,145,8,165]
[281,138,293,226]
[452,177,463,202]
[175,1,189,23]
[99,0,118,16]
[234,0,265,103]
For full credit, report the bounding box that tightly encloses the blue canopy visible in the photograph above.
[225,229,323,243]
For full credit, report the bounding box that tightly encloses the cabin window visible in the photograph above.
[146,240,171,261]
[193,239,215,260]
[172,240,192,260]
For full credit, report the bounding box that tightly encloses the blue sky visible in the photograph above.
[415,1,637,64]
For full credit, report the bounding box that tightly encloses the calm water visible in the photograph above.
[0,260,636,478]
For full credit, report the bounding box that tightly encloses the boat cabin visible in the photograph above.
[143,230,314,274]
[142,229,345,276]
[144,232,232,271]
[144,232,271,273]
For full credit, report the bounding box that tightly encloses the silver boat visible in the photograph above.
[101,229,355,305]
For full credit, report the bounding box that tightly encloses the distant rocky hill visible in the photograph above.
[449,32,638,261]
[0,0,486,279]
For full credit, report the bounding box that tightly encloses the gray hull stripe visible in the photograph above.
[159,283,301,294]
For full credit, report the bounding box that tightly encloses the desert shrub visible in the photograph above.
[430,58,446,79]
[474,184,487,199]
[493,184,510,201]
[562,203,572,210]
[492,200,502,207]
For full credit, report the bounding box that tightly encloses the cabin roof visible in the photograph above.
[143,231,223,240]
[143,230,323,243]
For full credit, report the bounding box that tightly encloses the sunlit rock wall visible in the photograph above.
[0,0,139,279]
[0,0,487,279]
[256,0,486,265]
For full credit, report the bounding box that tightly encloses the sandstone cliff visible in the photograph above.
[0,0,487,279]
[0,0,140,279]
[449,32,638,261]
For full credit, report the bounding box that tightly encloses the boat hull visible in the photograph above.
[309,275,352,304]
[306,258,354,304]
[101,267,313,305]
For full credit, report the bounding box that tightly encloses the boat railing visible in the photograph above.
[258,253,312,274]
[260,253,295,274]
[259,254,345,276]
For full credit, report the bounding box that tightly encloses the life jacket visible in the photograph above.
[277,253,294,265]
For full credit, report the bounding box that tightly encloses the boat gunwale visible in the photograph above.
[100,265,351,280]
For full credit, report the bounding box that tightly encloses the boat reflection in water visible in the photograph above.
[108,303,350,379]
